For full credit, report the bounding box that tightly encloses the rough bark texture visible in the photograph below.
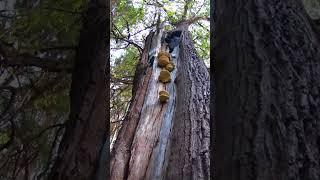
[49,0,108,179]
[214,0,320,180]
[110,27,210,179]
[164,30,210,180]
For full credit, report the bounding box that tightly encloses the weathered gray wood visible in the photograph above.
[110,32,155,180]
[126,27,172,180]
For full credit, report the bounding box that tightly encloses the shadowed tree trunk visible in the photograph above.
[214,0,320,179]
[110,24,210,179]
[49,0,108,179]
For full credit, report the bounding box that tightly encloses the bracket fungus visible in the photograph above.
[158,69,171,83]
[159,90,169,103]
[157,51,171,67]
[165,62,175,72]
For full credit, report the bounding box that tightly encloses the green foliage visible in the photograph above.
[112,47,139,79]
[33,89,70,113]
[301,0,320,19]
[113,0,145,36]
[17,110,41,140]
[165,7,180,24]
[190,22,210,65]
[111,47,138,122]
[0,133,10,145]
[1,0,86,54]
[0,0,82,178]
[31,74,71,114]
[37,131,52,161]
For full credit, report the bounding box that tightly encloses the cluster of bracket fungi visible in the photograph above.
[157,51,175,103]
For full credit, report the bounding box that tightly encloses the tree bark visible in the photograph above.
[110,27,210,179]
[110,31,155,180]
[214,0,320,180]
[49,0,108,179]
[164,29,210,180]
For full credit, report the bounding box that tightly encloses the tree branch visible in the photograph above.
[111,76,133,84]
[28,123,65,143]
[42,7,82,15]
[39,46,76,52]
[4,54,73,72]
[182,0,192,20]
[174,16,210,28]
[111,23,143,52]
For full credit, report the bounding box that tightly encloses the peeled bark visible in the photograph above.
[110,26,210,179]
[214,0,320,179]
[110,31,155,180]
[49,0,108,179]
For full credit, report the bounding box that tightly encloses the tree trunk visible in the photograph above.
[49,0,108,179]
[214,0,320,180]
[110,26,210,179]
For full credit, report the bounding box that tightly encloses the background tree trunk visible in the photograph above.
[214,0,320,179]
[49,0,108,179]
[110,26,210,179]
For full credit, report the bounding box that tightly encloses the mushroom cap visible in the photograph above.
[165,62,175,72]
[158,69,171,83]
[158,51,171,59]
[157,51,171,67]
[159,90,169,103]
[159,90,169,96]
[158,56,170,67]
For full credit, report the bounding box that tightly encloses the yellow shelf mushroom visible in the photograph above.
[157,51,171,67]
[159,90,169,103]
[158,51,170,59]
[165,62,175,72]
[158,69,171,83]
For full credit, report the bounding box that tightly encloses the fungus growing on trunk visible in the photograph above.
[159,90,169,103]
[165,62,175,72]
[158,69,171,83]
[157,51,171,67]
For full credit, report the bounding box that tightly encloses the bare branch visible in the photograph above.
[28,123,65,143]
[4,54,73,72]
[36,126,64,179]
[174,16,210,27]
[39,46,76,52]
[182,0,192,20]
[41,7,82,15]
[111,76,133,84]
[197,22,210,32]
[111,23,143,52]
